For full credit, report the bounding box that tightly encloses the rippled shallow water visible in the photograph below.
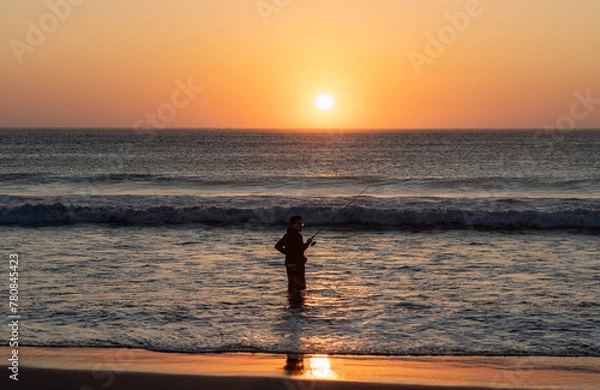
[1,129,599,357]
[4,224,598,356]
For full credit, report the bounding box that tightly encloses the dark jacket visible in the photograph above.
[275,227,310,265]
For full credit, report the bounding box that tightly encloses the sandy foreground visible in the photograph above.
[1,347,599,389]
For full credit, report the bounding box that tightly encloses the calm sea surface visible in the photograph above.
[1,129,599,356]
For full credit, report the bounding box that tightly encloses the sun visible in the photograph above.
[315,93,334,111]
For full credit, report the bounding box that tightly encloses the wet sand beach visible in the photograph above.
[2,347,599,389]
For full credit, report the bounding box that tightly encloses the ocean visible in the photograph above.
[1,128,599,356]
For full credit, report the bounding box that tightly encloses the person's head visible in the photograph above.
[289,215,304,231]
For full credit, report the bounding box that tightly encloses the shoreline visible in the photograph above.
[2,347,599,389]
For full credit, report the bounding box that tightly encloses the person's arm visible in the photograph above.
[304,237,314,250]
[286,234,310,262]
[275,235,287,254]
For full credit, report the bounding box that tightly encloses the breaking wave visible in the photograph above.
[1,196,599,230]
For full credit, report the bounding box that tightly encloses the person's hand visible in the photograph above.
[307,238,315,246]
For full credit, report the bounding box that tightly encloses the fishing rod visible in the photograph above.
[310,182,376,241]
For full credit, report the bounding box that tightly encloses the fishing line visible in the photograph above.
[310,181,376,241]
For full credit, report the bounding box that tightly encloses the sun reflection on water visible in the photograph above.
[284,354,339,380]
[307,355,338,380]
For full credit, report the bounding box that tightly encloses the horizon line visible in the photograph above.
[1,126,599,133]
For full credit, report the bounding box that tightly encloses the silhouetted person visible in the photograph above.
[284,354,305,376]
[275,215,315,293]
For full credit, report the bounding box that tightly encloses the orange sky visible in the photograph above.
[1,0,599,130]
